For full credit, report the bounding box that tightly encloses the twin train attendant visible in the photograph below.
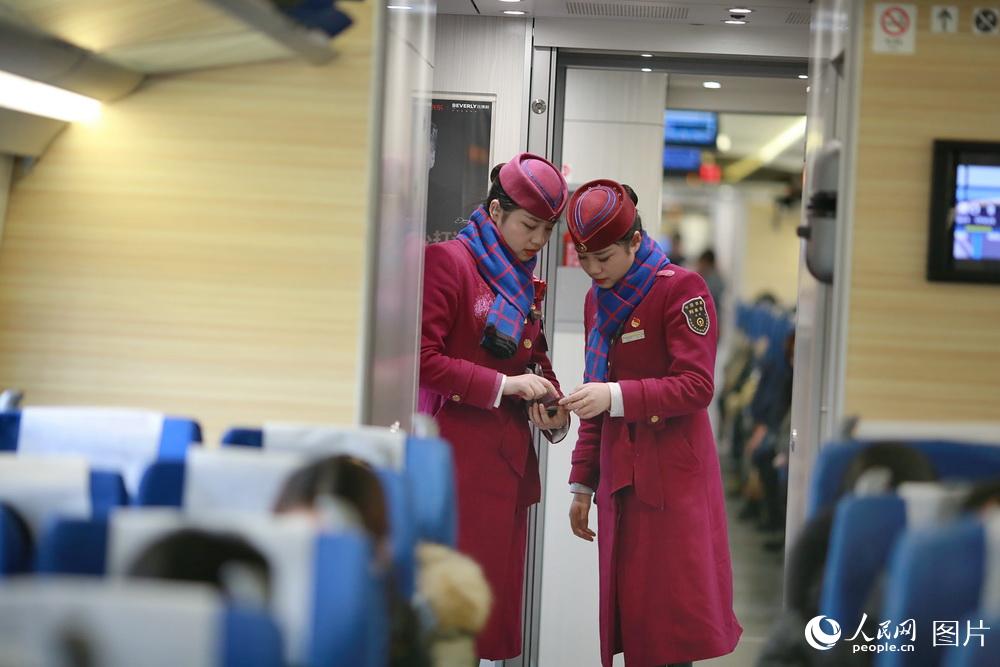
[418,152,570,660]
[560,180,742,667]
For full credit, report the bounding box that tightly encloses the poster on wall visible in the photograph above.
[425,95,494,243]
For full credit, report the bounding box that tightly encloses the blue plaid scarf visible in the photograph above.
[585,232,670,382]
[458,207,537,359]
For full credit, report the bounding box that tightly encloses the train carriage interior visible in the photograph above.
[0,1,998,666]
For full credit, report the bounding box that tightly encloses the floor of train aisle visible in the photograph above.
[701,462,785,667]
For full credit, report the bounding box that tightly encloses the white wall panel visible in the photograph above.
[561,69,667,223]
[433,15,531,164]
[563,70,666,125]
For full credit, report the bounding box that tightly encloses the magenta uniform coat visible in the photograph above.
[569,266,742,667]
[419,239,561,660]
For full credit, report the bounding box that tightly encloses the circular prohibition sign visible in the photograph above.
[880,5,911,37]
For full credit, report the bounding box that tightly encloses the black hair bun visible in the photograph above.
[621,184,639,206]
[490,163,506,183]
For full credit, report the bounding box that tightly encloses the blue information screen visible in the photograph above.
[663,146,702,172]
[953,164,1000,262]
[664,110,718,147]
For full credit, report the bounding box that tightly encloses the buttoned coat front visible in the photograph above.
[569,266,742,667]
[419,238,561,660]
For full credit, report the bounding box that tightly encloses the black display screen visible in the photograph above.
[927,140,1000,283]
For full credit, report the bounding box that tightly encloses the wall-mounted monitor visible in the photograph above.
[664,110,718,147]
[663,146,702,172]
[927,140,1000,283]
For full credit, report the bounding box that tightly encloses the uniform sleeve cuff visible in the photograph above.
[608,382,624,417]
[493,375,507,408]
[570,483,595,495]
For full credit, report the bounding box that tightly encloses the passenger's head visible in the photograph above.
[482,153,568,262]
[566,179,645,289]
[961,479,1000,514]
[696,249,717,273]
[670,231,684,256]
[273,455,389,544]
[128,529,271,607]
[754,292,778,307]
[839,442,938,498]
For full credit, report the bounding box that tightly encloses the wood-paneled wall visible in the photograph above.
[845,0,1000,420]
[0,3,373,444]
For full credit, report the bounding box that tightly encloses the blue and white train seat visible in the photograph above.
[876,513,1000,667]
[0,578,283,667]
[0,454,125,574]
[807,440,1000,519]
[222,422,457,546]
[0,407,201,500]
[40,509,387,667]
[138,447,306,510]
[820,482,968,627]
[138,446,418,597]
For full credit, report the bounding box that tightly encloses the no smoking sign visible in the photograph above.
[874,3,917,53]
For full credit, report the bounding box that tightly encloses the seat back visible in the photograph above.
[0,454,90,536]
[0,577,283,667]
[878,518,987,667]
[137,447,417,596]
[405,434,457,545]
[138,448,305,512]
[107,509,387,667]
[820,484,968,628]
[0,408,201,498]
[226,423,406,470]
[223,424,457,545]
[807,440,1000,518]
[820,494,907,626]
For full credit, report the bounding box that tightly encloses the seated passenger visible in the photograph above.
[128,528,271,608]
[273,456,491,667]
[961,478,1000,513]
[274,456,429,666]
[273,454,390,561]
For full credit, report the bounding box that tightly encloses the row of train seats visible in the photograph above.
[0,406,457,667]
[801,439,1000,667]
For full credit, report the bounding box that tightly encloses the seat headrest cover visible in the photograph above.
[0,577,219,667]
[262,423,406,470]
[898,482,967,528]
[0,453,90,539]
[109,509,319,664]
[184,448,306,514]
[19,407,164,495]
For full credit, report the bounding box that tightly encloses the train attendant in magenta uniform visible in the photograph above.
[419,152,571,660]
[559,180,742,667]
